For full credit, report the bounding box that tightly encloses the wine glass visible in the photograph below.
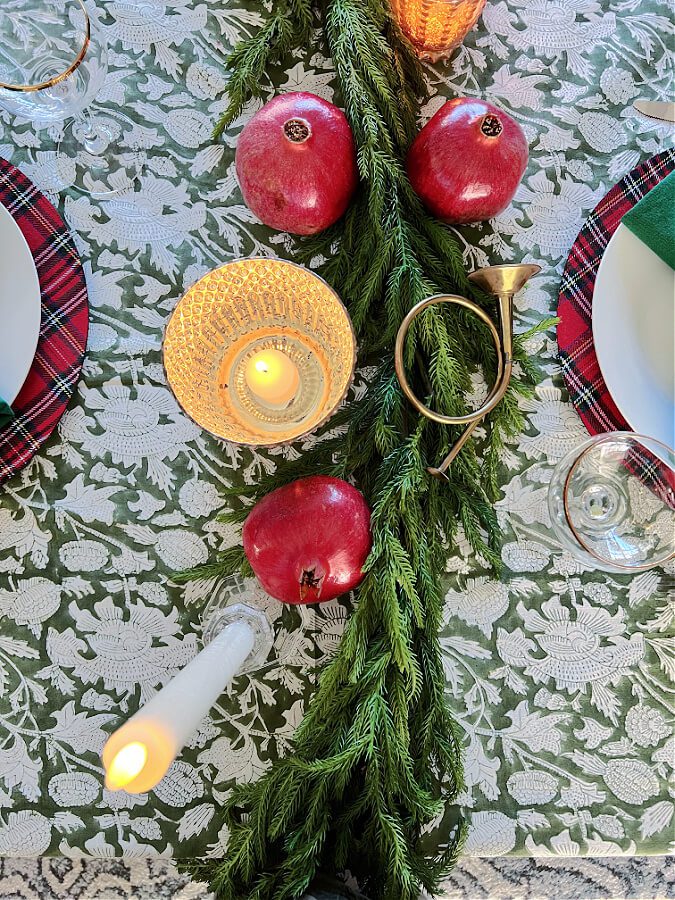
[0,0,143,197]
[547,432,675,573]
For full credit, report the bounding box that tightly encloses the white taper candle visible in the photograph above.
[102,618,258,793]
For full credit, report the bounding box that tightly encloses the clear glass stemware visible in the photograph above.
[548,432,675,573]
[0,0,143,196]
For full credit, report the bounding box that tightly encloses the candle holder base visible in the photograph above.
[202,602,273,673]
[414,46,454,62]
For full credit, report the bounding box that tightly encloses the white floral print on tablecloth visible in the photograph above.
[0,0,672,858]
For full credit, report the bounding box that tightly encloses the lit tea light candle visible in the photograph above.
[163,258,356,446]
[102,606,271,793]
[244,348,300,406]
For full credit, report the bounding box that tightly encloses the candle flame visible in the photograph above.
[106,741,148,790]
[245,349,300,406]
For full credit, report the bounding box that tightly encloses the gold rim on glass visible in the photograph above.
[0,0,90,93]
[562,431,675,571]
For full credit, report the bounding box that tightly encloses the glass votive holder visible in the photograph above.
[390,0,487,60]
[163,258,357,447]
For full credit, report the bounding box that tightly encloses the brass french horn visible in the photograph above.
[394,263,541,479]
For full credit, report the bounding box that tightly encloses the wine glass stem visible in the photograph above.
[75,107,99,152]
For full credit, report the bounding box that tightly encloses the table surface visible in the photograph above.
[0,0,672,862]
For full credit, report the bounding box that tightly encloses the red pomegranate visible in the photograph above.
[407,97,528,224]
[242,476,372,604]
[235,92,359,236]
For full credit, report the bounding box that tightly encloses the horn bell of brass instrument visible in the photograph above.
[393,264,541,479]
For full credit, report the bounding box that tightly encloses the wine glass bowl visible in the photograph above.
[0,0,141,196]
[0,0,105,122]
[548,432,675,573]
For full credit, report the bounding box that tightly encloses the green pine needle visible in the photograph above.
[212,0,314,139]
[172,545,252,584]
[179,1,540,897]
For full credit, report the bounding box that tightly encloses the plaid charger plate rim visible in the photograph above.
[557,149,675,436]
[0,157,88,485]
[557,149,675,506]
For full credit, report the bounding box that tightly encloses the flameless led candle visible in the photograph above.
[102,613,266,793]
[244,349,300,406]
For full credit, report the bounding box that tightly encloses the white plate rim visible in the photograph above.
[0,201,41,405]
[592,221,674,450]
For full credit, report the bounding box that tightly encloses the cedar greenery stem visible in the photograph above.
[180,1,546,897]
[212,0,313,139]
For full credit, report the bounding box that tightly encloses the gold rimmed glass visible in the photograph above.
[390,0,487,60]
[0,0,144,197]
[163,258,357,448]
[548,432,675,573]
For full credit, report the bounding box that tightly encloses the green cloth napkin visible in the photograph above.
[0,396,13,429]
[622,170,675,269]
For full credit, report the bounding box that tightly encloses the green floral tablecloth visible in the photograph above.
[0,0,672,861]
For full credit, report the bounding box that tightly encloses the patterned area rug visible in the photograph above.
[0,857,671,899]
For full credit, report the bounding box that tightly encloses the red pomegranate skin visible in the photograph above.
[242,475,372,604]
[407,97,528,224]
[235,92,359,236]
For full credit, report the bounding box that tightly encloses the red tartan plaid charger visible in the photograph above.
[558,149,675,505]
[0,158,88,485]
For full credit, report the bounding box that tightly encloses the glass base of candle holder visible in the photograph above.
[414,46,456,62]
[202,602,274,674]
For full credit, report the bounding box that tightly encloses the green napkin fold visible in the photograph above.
[0,397,14,429]
[622,170,675,270]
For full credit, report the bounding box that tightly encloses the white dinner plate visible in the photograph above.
[0,202,41,405]
[593,222,675,450]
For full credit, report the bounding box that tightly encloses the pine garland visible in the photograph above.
[178,2,547,897]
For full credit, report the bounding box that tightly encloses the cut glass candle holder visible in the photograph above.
[390,0,487,60]
[163,258,357,447]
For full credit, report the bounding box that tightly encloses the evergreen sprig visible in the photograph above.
[212,0,313,139]
[179,2,547,897]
